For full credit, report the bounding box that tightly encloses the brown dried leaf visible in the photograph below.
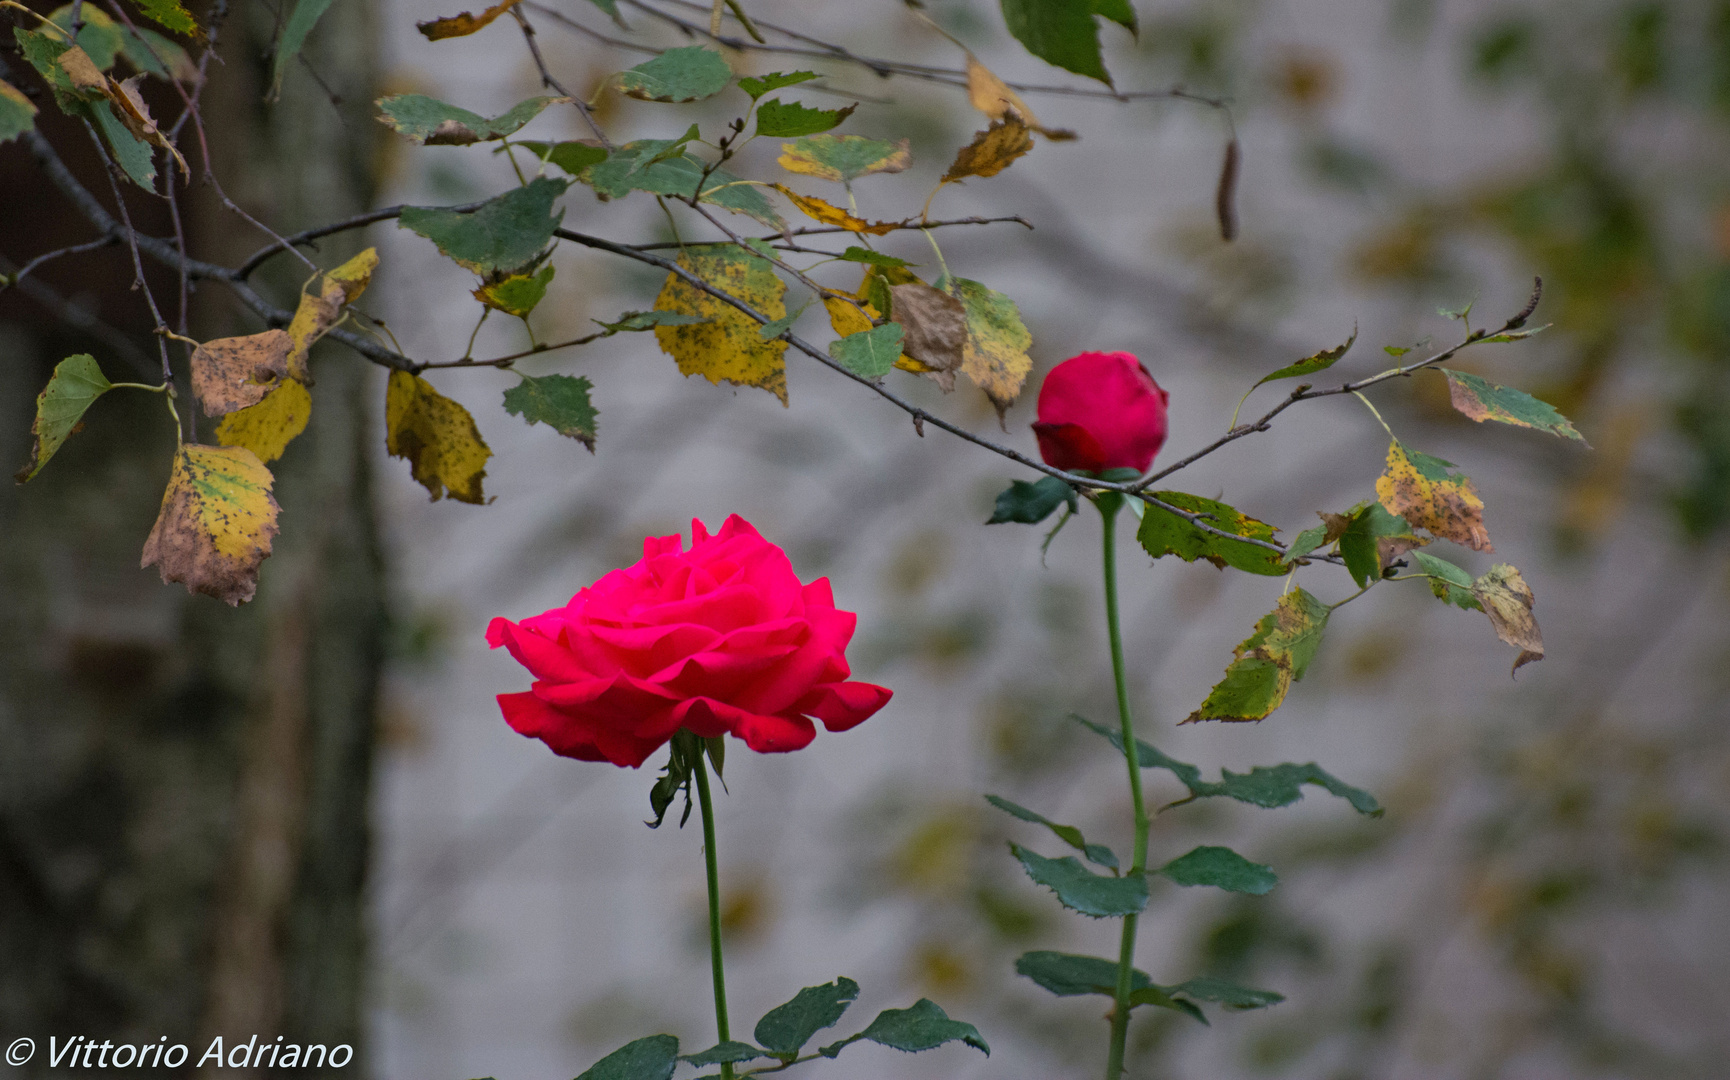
[417,0,523,40]
[889,283,968,391]
[191,330,292,417]
[942,117,1035,183]
[1471,563,1544,676]
[140,444,280,606]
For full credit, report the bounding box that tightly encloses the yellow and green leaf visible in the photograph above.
[1375,440,1492,552]
[1438,368,1587,443]
[385,371,492,504]
[1185,588,1330,723]
[0,78,36,143]
[140,444,279,606]
[1138,491,1288,576]
[938,275,1033,418]
[652,244,789,405]
[283,247,379,382]
[473,264,554,317]
[1253,325,1358,388]
[777,134,910,183]
[770,184,899,235]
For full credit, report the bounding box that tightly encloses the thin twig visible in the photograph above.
[1,235,119,289]
[513,7,612,147]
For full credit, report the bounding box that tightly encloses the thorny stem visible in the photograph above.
[1097,496,1149,1080]
[693,752,735,1080]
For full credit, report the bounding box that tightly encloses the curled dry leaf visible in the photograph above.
[417,0,523,40]
[943,117,1035,183]
[191,330,292,417]
[284,247,379,382]
[964,55,1076,140]
[889,283,968,391]
[1375,440,1493,552]
[385,371,493,503]
[141,444,280,607]
[770,184,901,235]
[1471,563,1544,675]
[57,49,190,176]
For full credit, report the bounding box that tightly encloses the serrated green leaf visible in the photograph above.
[754,978,858,1055]
[575,1035,679,1080]
[594,310,707,333]
[1157,846,1277,895]
[1000,0,1110,84]
[1011,844,1147,917]
[1413,550,1481,609]
[778,134,911,182]
[738,70,819,99]
[985,795,1117,869]
[398,177,566,276]
[377,93,565,145]
[1074,717,1382,815]
[15,354,112,482]
[678,1042,766,1067]
[0,79,37,143]
[1138,491,1288,576]
[756,99,854,138]
[271,0,335,98]
[853,999,989,1056]
[580,143,783,229]
[987,475,1077,525]
[1253,325,1357,388]
[1016,950,1143,996]
[1283,523,1329,563]
[828,323,903,379]
[92,100,157,190]
[502,374,597,451]
[1186,588,1329,724]
[615,46,732,102]
[1438,368,1586,442]
[514,139,609,177]
[133,0,199,36]
[1091,0,1137,33]
[837,247,912,268]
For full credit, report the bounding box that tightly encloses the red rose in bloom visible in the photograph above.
[486,515,891,768]
[1032,351,1170,473]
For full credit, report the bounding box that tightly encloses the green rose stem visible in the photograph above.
[1097,493,1150,1080]
[692,750,736,1080]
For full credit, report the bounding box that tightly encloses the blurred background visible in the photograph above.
[4,0,1729,1078]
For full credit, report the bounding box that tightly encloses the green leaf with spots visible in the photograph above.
[738,70,819,99]
[754,978,858,1055]
[615,46,732,102]
[377,94,566,145]
[987,475,1077,524]
[132,0,199,36]
[1186,587,1329,724]
[936,274,1033,416]
[1156,846,1277,895]
[16,354,113,482]
[502,374,597,451]
[986,795,1117,869]
[1413,550,1481,610]
[828,323,903,379]
[756,99,854,138]
[1011,843,1147,917]
[575,1035,679,1080]
[1438,368,1587,443]
[1252,325,1357,388]
[1138,491,1288,576]
[1000,0,1111,84]
[398,177,566,276]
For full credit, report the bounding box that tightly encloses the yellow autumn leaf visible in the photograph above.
[140,443,280,606]
[770,184,900,235]
[417,0,522,40]
[285,248,379,381]
[1375,440,1493,552]
[943,275,1032,418]
[385,370,492,504]
[942,117,1034,183]
[777,135,911,183]
[964,54,1076,140]
[214,379,311,464]
[652,244,789,405]
[826,269,934,374]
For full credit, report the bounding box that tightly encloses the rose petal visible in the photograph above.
[497,692,607,762]
[734,710,817,753]
[1032,420,1110,473]
[488,620,596,683]
[795,680,892,732]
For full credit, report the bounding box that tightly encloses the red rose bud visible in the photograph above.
[1032,351,1170,473]
[486,515,892,768]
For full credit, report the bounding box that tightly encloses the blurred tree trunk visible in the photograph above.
[0,0,383,1074]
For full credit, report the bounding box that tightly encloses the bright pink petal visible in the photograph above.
[795,681,892,732]
[735,710,817,753]
[497,692,608,763]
